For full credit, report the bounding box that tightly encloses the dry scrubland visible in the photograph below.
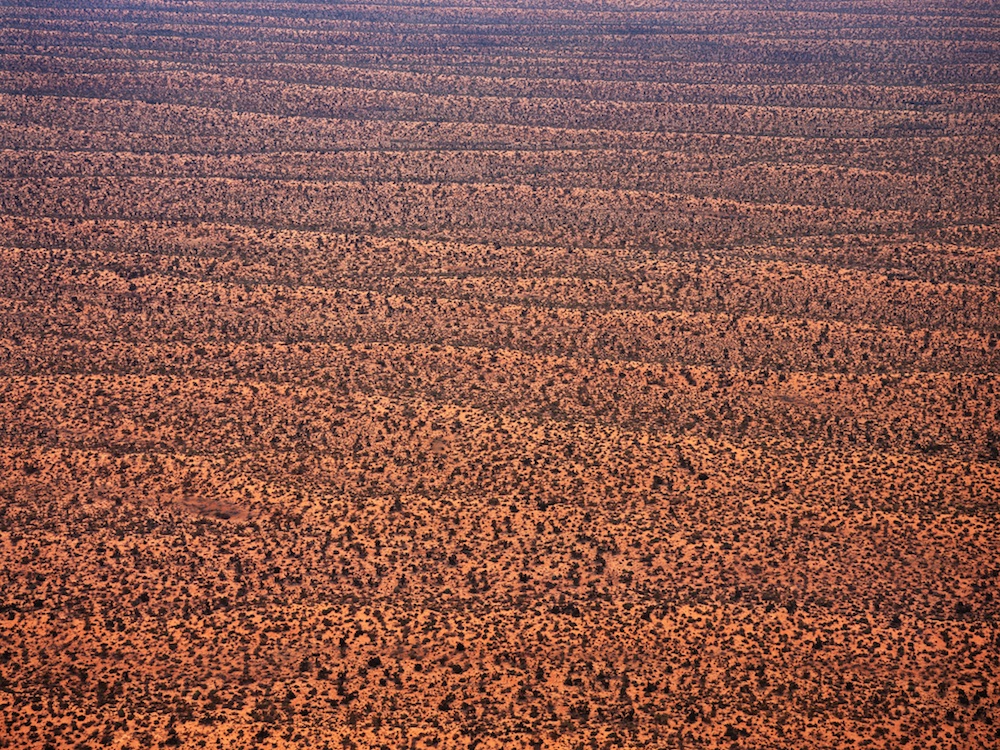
[1,0,999,748]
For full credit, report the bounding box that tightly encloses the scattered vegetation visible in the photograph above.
[1,0,998,748]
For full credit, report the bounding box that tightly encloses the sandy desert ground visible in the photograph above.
[1,0,999,748]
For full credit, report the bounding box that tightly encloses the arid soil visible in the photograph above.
[1,1,999,748]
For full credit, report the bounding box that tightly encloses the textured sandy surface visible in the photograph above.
[1,1,999,748]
